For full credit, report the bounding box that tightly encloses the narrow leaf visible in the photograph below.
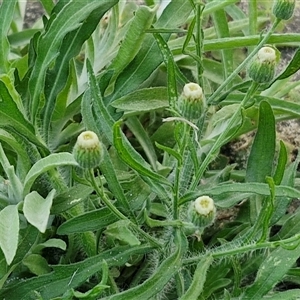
[57,207,118,235]
[180,255,213,300]
[113,121,171,186]
[109,6,156,77]
[242,242,300,299]
[275,47,300,81]
[271,156,299,224]
[0,81,45,148]
[40,0,55,15]
[83,59,115,144]
[126,116,158,170]
[0,0,17,73]
[273,140,287,185]
[104,220,141,246]
[100,148,134,217]
[111,87,169,113]
[51,184,94,214]
[155,141,182,163]
[246,101,275,183]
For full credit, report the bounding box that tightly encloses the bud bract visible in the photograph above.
[248,46,278,83]
[178,82,204,121]
[273,0,295,20]
[73,131,103,169]
[188,196,216,229]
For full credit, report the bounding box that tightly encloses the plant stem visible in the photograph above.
[87,169,163,249]
[195,1,204,87]
[173,123,190,219]
[207,18,281,104]
[190,81,259,190]
[183,233,300,264]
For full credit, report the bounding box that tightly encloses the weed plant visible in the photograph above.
[1,0,300,299]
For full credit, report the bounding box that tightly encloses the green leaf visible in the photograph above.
[0,205,19,265]
[0,129,32,179]
[104,220,141,246]
[0,244,153,299]
[23,190,56,233]
[40,0,55,15]
[246,101,275,183]
[82,59,115,144]
[113,120,171,186]
[109,6,156,77]
[126,116,158,170]
[71,282,109,299]
[12,225,39,265]
[57,207,118,235]
[23,152,78,196]
[273,140,287,185]
[152,32,179,109]
[274,47,300,81]
[34,239,67,252]
[111,87,169,113]
[155,141,182,164]
[51,184,94,214]
[0,0,17,73]
[271,155,299,224]
[242,242,300,299]
[271,210,300,240]
[0,81,45,148]
[0,143,23,203]
[23,254,52,276]
[28,0,119,124]
[180,255,213,300]
[100,148,134,217]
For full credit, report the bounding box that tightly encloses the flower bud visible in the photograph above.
[273,0,295,20]
[248,46,278,83]
[73,131,103,169]
[178,82,204,121]
[188,196,216,229]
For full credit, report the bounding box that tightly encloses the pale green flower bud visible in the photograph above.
[188,196,216,229]
[273,0,295,20]
[248,46,278,83]
[73,131,103,169]
[179,82,204,121]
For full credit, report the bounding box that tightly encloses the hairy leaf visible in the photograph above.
[0,205,19,265]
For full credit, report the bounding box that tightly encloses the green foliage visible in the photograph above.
[0,0,300,298]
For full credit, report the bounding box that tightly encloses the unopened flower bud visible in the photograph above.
[188,196,216,229]
[248,46,278,83]
[179,82,204,121]
[273,0,295,20]
[73,131,103,169]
